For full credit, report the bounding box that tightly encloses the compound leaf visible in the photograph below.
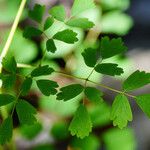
[0,117,13,145]
[100,36,127,59]
[85,87,103,104]
[16,100,37,125]
[82,48,99,67]
[46,39,57,53]
[23,27,43,39]
[66,18,94,29]
[136,94,150,118]
[49,5,66,22]
[29,4,45,23]
[20,78,32,96]
[44,17,54,31]
[31,65,54,77]
[69,104,92,139]
[2,56,17,73]
[0,94,15,107]
[53,29,78,44]
[36,79,59,96]
[57,84,84,101]
[95,63,124,76]
[71,0,95,16]
[110,94,132,129]
[123,70,150,91]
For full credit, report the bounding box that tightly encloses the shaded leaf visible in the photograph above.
[36,79,59,96]
[53,29,78,44]
[2,56,17,73]
[69,104,92,139]
[0,94,15,107]
[20,78,32,96]
[82,48,99,67]
[46,39,57,53]
[16,100,37,125]
[110,94,132,129]
[29,4,45,23]
[71,0,95,16]
[44,17,54,31]
[49,5,66,22]
[123,70,150,91]
[100,36,127,59]
[31,65,54,77]
[95,63,124,76]
[23,27,43,39]
[57,84,84,101]
[0,117,13,145]
[85,87,103,104]
[66,18,94,29]
[136,94,150,118]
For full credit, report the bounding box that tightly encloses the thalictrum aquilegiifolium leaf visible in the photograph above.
[46,39,57,53]
[44,17,54,31]
[69,104,92,139]
[0,94,15,107]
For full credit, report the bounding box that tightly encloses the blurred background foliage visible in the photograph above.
[1,0,150,149]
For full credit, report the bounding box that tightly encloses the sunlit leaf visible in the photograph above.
[69,105,92,138]
[110,94,132,129]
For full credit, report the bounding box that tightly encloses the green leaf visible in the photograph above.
[66,18,94,29]
[110,94,132,129]
[44,17,54,31]
[16,100,37,125]
[71,0,95,16]
[136,94,150,118]
[29,4,45,23]
[100,36,127,59]
[69,104,92,139]
[36,80,59,96]
[0,117,13,145]
[2,56,17,73]
[31,65,54,77]
[20,78,32,96]
[49,5,66,22]
[85,87,103,104]
[0,94,15,107]
[82,48,99,67]
[23,27,43,39]
[53,29,78,44]
[46,39,57,53]
[57,84,84,101]
[123,70,150,91]
[95,63,124,76]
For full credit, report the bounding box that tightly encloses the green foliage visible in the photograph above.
[71,0,95,16]
[136,94,150,118]
[57,84,84,101]
[44,17,54,31]
[123,70,150,91]
[66,18,94,29]
[69,105,92,139]
[0,117,13,145]
[49,5,66,22]
[23,27,43,39]
[29,4,45,23]
[95,63,124,76]
[85,87,103,104]
[53,29,78,44]
[46,39,57,53]
[0,94,15,106]
[36,79,58,96]
[2,56,17,73]
[16,100,37,125]
[100,36,127,59]
[31,65,54,77]
[110,94,132,129]
[20,77,32,96]
[82,48,98,67]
